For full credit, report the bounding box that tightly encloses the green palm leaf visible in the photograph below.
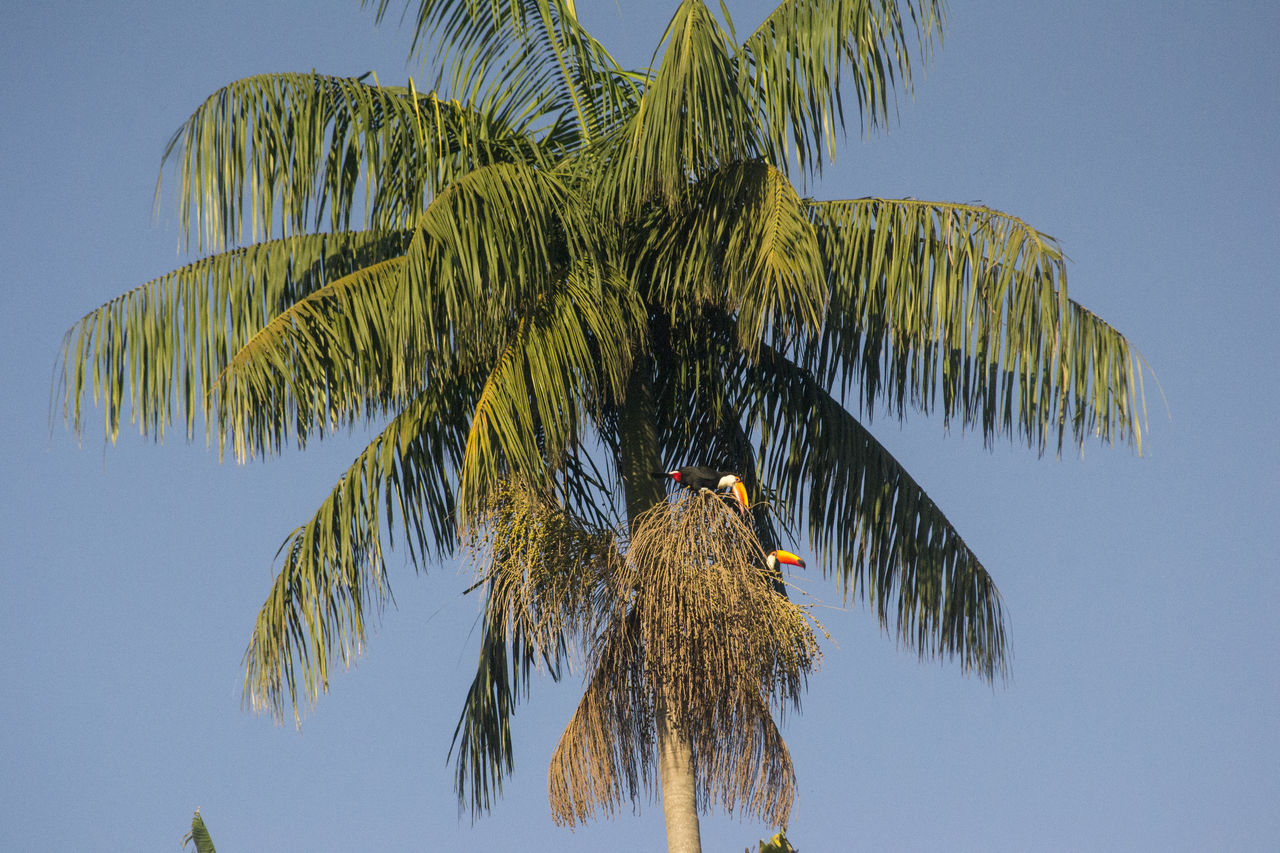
[58,230,409,446]
[214,256,409,461]
[450,602,519,816]
[369,0,641,145]
[160,71,543,252]
[394,160,597,380]
[597,0,760,212]
[458,266,645,520]
[638,160,826,351]
[808,197,1144,453]
[748,340,1008,682]
[242,380,470,723]
[740,0,945,173]
[181,809,217,853]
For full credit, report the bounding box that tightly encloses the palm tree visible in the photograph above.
[58,1,1145,849]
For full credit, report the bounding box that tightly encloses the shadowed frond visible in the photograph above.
[808,197,1145,453]
[58,230,410,445]
[450,603,519,817]
[740,0,945,174]
[651,351,788,563]
[160,71,542,251]
[242,381,470,723]
[748,341,1008,682]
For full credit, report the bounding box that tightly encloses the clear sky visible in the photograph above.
[3,2,1277,851]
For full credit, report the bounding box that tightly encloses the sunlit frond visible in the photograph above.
[597,0,760,212]
[394,160,598,382]
[638,160,826,351]
[369,0,642,145]
[458,266,646,522]
[740,0,945,174]
[214,257,407,461]
[242,382,470,723]
[181,809,217,853]
[748,341,1009,682]
[808,197,1145,453]
[58,230,409,445]
[160,71,542,251]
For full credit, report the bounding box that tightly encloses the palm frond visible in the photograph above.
[457,266,646,522]
[740,0,945,174]
[181,809,217,853]
[159,71,542,251]
[368,0,642,145]
[242,382,470,723]
[449,605,518,818]
[214,257,408,462]
[57,230,409,445]
[748,341,1009,682]
[597,0,761,212]
[638,160,826,352]
[808,197,1145,453]
[394,160,595,381]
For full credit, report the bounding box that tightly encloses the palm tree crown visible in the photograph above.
[58,0,1144,839]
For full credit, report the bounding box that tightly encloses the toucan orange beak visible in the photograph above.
[731,480,749,512]
[774,549,805,568]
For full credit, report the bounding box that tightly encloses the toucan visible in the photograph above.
[766,549,806,573]
[653,466,749,513]
[765,549,806,597]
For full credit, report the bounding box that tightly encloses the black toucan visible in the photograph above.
[653,466,749,513]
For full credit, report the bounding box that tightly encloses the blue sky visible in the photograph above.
[3,2,1277,850]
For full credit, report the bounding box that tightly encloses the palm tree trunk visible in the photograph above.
[656,697,703,853]
[617,362,703,853]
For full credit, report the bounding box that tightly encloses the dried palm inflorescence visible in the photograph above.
[456,480,624,812]
[548,490,821,828]
[465,480,623,651]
